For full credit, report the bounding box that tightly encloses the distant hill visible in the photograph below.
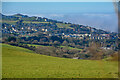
[1,14,118,57]
[1,13,114,35]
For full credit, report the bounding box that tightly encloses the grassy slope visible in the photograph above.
[26,44,82,51]
[60,46,82,51]
[2,44,118,78]
[26,44,41,47]
[23,21,49,24]
[0,20,49,24]
[1,20,17,25]
[56,23,73,29]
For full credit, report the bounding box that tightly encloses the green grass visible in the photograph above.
[26,44,41,47]
[56,23,73,29]
[23,21,49,24]
[27,44,82,51]
[0,20,17,25]
[60,46,82,51]
[0,20,49,24]
[2,44,118,78]
[25,44,50,48]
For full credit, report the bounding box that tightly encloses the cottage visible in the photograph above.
[45,19,47,22]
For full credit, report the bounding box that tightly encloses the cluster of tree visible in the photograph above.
[4,39,118,60]
[2,33,118,52]
[35,46,81,58]
[86,42,118,60]
[6,42,36,51]
[3,36,88,49]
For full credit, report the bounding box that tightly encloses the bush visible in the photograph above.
[7,37,16,42]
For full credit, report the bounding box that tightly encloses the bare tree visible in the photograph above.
[88,42,104,60]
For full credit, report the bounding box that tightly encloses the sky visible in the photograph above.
[1,0,115,2]
[2,2,118,32]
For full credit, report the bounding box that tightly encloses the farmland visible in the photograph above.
[23,21,49,24]
[2,43,118,78]
[0,20,17,25]
[26,43,82,51]
[56,23,73,29]
[0,20,50,24]
[60,46,82,51]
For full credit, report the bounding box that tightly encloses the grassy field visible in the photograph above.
[0,20,49,24]
[26,44,82,51]
[60,46,82,51]
[56,23,73,29]
[2,44,118,78]
[23,21,49,24]
[25,44,42,47]
[0,20,17,25]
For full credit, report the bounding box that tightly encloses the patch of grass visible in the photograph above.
[56,23,73,29]
[60,46,82,51]
[1,20,17,25]
[2,44,118,78]
[27,44,82,51]
[23,21,49,24]
[26,44,41,47]
[1,20,49,24]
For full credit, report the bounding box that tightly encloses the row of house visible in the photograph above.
[48,33,118,40]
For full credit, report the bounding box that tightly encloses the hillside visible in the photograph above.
[1,13,118,60]
[2,44,118,78]
[2,13,113,35]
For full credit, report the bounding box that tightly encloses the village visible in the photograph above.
[2,23,118,41]
[1,13,118,53]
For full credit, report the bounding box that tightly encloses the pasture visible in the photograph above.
[2,44,118,78]
[56,23,73,29]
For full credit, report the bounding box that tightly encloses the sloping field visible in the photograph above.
[2,44,118,78]
[1,20,17,25]
[23,21,49,24]
[56,23,73,29]
[0,20,49,24]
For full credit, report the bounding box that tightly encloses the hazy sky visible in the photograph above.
[2,2,118,32]
[1,0,114,2]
